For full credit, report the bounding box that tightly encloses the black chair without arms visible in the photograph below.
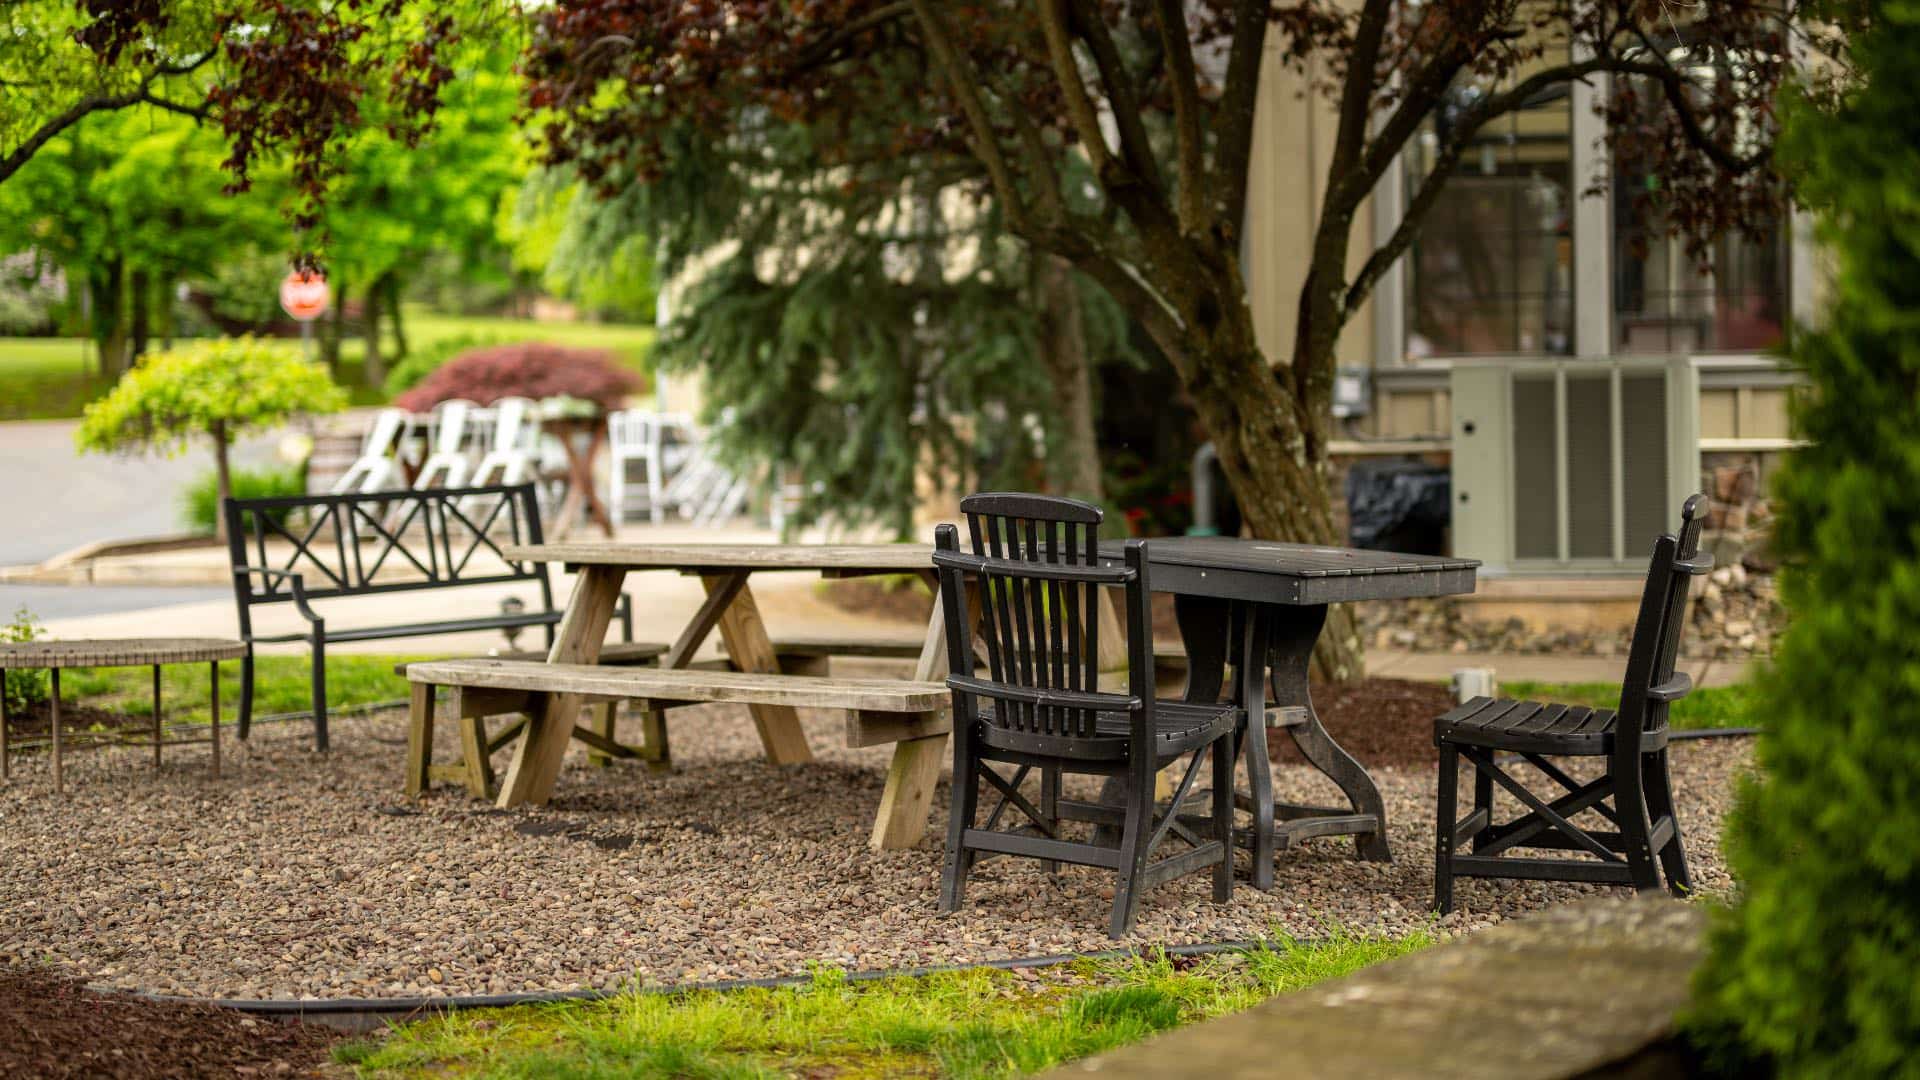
[1432,494,1712,913]
[933,493,1242,938]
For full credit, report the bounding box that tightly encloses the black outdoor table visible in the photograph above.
[1097,537,1479,891]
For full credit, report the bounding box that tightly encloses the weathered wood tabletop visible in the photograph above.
[494,542,975,850]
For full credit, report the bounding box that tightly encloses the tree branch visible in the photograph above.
[1035,0,1119,177]
[1060,0,1163,193]
[1149,0,1205,231]
[906,0,1033,233]
[1321,0,1394,200]
[1209,0,1268,236]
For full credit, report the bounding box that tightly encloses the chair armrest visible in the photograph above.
[232,566,325,626]
[1646,673,1693,703]
[1673,553,1715,575]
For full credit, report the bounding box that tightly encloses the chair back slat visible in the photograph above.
[940,493,1143,742]
[1616,494,1712,751]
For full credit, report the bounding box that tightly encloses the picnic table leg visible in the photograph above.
[585,702,618,768]
[869,577,977,851]
[496,564,629,807]
[405,681,435,797]
[705,574,813,765]
[1267,603,1391,863]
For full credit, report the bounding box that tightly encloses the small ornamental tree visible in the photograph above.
[1692,3,1920,1074]
[391,342,641,415]
[76,336,347,539]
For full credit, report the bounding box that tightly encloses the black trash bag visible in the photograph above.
[1346,460,1450,554]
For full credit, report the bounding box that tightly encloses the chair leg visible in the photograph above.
[1040,766,1061,875]
[1613,765,1662,893]
[938,756,980,913]
[1434,743,1459,914]
[1644,750,1692,896]
[237,653,255,741]
[1109,776,1154,938]
[310,641,330,753]
[1212,736,1234,904]
[1469,760,1493,851]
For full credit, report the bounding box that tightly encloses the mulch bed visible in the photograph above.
[1284,677,1458,770]
[0,967,340,1079]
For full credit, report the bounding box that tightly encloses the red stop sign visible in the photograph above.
[279,271,331,322]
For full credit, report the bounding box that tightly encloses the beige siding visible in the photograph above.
[1243,43,1374,372]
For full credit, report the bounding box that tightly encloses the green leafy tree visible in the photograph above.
[76,337,346,538]
[1692,3,1920,1074]
[0,109,289,375]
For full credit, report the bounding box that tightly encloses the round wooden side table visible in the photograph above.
[0,639,248,792]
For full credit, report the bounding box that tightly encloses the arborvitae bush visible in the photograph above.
[1694,4,1920,1075]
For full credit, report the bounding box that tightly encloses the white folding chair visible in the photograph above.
[330,408,412,494]
[413,399,477,490]
[607,410,695,524]
[470,397,540,488]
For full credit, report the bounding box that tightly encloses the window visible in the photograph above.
[1610,38,1789,354]
[1405,83,1574,358]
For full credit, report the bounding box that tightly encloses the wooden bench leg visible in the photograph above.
[585,701,618,768]
[707,576,813,765]
[638,706,672,773]
[870,731,947,851]
[405,682,435,797]
[459,714,495,799]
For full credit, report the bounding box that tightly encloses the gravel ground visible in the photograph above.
[0,704,1753,1000]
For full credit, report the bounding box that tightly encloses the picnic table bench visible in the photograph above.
[404,659,948,844]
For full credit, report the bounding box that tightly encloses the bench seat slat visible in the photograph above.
[408,658,950,713]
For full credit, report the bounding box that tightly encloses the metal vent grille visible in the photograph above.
[1511,375,1560,559]
[1566,374,1616,559]
[1620,372,1671,556]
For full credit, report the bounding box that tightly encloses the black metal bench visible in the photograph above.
[223,483,633,751]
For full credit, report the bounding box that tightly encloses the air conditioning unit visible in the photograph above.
[1449,356,1699,574]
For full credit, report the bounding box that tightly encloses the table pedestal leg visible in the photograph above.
[1237,607,1278,889]
[1266,604,1391,862]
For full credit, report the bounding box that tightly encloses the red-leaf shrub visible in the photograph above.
[393,342,643,413]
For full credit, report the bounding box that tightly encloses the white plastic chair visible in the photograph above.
[412,399,477,490]
[470,397,541,488]
[330,408,412,494]
[607,410,695,524]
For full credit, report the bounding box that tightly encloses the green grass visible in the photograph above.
[0,308,656,420]
[344,929,1433,1079]
[48,653,429,729]
[1499,679,1760,730]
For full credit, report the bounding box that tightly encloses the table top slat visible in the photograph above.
[0,638,248,669]
[501,543,933,573]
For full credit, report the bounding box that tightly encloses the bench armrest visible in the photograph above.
[232,566,324,626]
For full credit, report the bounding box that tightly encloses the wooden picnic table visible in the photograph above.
[493,543,1055,849]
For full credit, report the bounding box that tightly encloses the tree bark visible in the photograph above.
[128,267,151,361]
[1036,256,1104,503]
[362,273,386,388]
[320,274,345,372]
[91,256,130,380]
[384,272,408,360]
[210,419,232,543]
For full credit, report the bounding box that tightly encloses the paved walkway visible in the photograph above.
[0,417,280,565]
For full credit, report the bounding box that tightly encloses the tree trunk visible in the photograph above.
[128,267,151,360]
[158,273,176,351]
[320,274,345,372]
[362,274,386,388]
[384,272,408,360]
[1141,270,1365,683]
[211,419,232,543]
[1036,256,1105,504]
[91,256,129,379]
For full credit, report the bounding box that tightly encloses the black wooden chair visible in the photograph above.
[933,493,1240,938]
[1432,494,1712,913]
